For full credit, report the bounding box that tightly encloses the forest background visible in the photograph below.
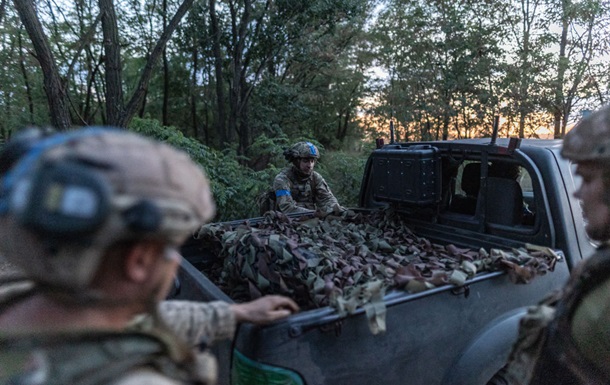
[1,0,609,220]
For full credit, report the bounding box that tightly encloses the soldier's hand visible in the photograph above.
[332,203,347,214]
[230,295,299,324]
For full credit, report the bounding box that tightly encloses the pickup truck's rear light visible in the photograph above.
[231,349,305,385]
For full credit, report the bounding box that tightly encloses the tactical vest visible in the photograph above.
[0,330,209,385]
[527,246,610,384]
[286,169,317,210]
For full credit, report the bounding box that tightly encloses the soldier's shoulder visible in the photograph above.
[312,171,326,183]
[274,167,293,182]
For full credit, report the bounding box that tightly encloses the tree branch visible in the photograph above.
[119,0,196,127]
[14,0,72,129]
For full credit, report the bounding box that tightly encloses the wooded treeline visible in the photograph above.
[2,0,610,154]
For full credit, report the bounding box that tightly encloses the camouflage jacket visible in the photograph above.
[489,245,610,385]
[273,166,341,214]
[157,300,236,347]
[0,297,236,385]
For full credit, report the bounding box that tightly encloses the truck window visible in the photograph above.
[450,161,481,216]
[446,160,536,228]
[517,166,536,223]
[487,162,536,227]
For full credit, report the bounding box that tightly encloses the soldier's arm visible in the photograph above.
[274,173,312,214]
[158,300,236,345]
[312,172,343,213]
[158,297,298,346]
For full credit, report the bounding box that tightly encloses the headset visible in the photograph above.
[0,128,161,243]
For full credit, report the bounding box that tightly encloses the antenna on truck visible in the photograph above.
[390,120,395,144]
[490,115,499,146]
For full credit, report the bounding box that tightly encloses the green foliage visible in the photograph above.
[129,118,270,220]
[246,133,291,170]
[317,150,368,207]
[373,0,510,140]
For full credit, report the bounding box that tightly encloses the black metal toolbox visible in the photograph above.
[370,144,441,205]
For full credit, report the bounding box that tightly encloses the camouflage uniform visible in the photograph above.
[274,141,342,214]
[119,300,238,385]
[488,106,610,385]
[157,300,235,346]
[273,166,341,214]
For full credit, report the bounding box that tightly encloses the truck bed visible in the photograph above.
[175,249,569,384]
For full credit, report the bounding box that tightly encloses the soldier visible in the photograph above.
[273,141,344,214]
[487,105,610,384]
[0,128,298,385]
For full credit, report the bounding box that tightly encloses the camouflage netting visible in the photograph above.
[195,208,560,331]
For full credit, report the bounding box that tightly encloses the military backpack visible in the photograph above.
[256,190,277,216]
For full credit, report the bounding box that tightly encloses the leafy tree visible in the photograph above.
[374,0,508,140]
[545,0,608,137]
[13,0,197,129]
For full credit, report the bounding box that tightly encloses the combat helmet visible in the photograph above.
[562,105,610,163]
[283,141,320,162]
[0,128,215,290]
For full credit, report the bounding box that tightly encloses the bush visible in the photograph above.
[317,150,369,208]
[129,118,269,220]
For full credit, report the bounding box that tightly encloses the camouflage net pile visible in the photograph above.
[195,208,560,321]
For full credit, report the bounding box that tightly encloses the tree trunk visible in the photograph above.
[337,109,351,142]
[442,114,449,141]
[118,0,196,128]
[99,0,123,126]
[238,98,250,157]
[18,31,35,124]
[84,55,103,124]
[553,0,569,139]
[14,0,72,129]
[209,0,227,146]
[519,46,530,138]
[162,0,169,126]
[228,0,249,148]
[190,43,199,138]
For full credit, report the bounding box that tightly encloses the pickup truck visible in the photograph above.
[172,137,593,385]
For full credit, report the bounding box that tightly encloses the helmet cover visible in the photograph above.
[283,141,320,162]
[562,105,610,162]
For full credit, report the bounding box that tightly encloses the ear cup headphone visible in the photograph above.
[10,159,111,238]
[1,128,162,243]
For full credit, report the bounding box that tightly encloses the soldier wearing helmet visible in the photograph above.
[488,105,610,385]
[273,141,345,214]
[0,128,298,385]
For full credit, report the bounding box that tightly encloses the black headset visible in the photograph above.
[0,128,161,243]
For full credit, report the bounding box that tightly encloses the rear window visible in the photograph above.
[446,160,536,228]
